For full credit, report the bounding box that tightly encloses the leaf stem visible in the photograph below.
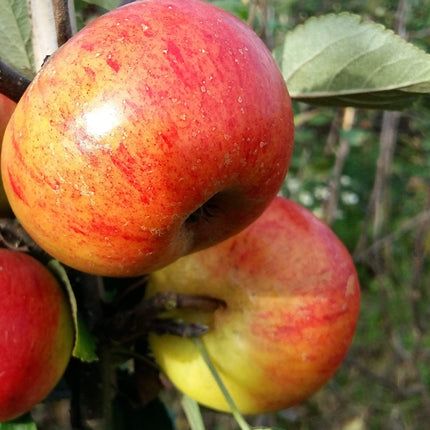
[192,337,252,430]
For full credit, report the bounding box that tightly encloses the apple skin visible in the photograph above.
[145,196,361,414]
[1,0,294,277]
[0,94,16,216]
[0,249,74,422]
[0,94,15,140]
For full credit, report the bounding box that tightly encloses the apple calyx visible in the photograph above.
[185,199,219,224]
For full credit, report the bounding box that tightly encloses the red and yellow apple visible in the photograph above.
[0,94,16,216]
[145,196,361,414]
[0,94,15,140]
[0,249,74,422]
[1,0,294,277]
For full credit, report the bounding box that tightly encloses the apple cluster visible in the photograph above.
[0,0,359,422]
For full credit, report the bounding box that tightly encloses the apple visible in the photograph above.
[0,94,15,140]
[0,94,16,216]
[0,249,74,422]
[145,196,361,414]
[1,0,294,277]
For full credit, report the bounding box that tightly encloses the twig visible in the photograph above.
[51,0,75,47]
[322,107,355,225]
[107,292,225,345]
[29,0,58,71]
[353,110,401,267]
[354,208,430,262]
[0,218,53,263]
[150,319,209,338]
[137,292,225,319]
[0,59,31,102]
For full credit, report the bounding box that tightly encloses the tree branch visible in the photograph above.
[322,107,355,225]
[29,0,58,71]
[0,59,31,102]
[52,0,76,47]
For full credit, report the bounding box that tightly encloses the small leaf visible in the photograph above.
[212,0,249,21]
[47,260,98,362]
[181,395,206,430]
[73,315,99,362]
[0,0,34,78]
[82,0,120,11]
[0,413,37,430]
[276,13,430,109]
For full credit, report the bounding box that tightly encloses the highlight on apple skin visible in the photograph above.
[145,196,361,414]
[1,0,294,277]
[0,249,74,423]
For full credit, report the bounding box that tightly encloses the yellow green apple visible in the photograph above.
[1,0,294,277]
[145,196,361,414]
[0,249,74,422]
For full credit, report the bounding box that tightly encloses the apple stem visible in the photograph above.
[108,291,224,344]
[192,337,253,430]
[135,292,225,318]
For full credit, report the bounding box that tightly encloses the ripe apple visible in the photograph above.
[0,94,16,216]
[1,0,294,277]
[0,249,74,422]
[0,94,15,140]
[145,196,361,414]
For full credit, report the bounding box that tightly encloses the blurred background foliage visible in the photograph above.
[25,0,430,429]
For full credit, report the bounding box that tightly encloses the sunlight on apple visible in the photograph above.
[83,102,121,138]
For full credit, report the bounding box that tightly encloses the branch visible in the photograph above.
[52,0,76,47]
[0,218,52,263]
[0,59,31,102]
[353,111,401,268]
[29,0,58,71]
[322,107,355,225]
[354,208,430,263]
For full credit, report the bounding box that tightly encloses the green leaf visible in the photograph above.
[276,13,430,109]
[47,260,98,363]
[0,0,34,78]
[82,0,120,11]
[212,0,249,21]
[0,413,37,430]
[181,395,206,430]
[73,314,99,362]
